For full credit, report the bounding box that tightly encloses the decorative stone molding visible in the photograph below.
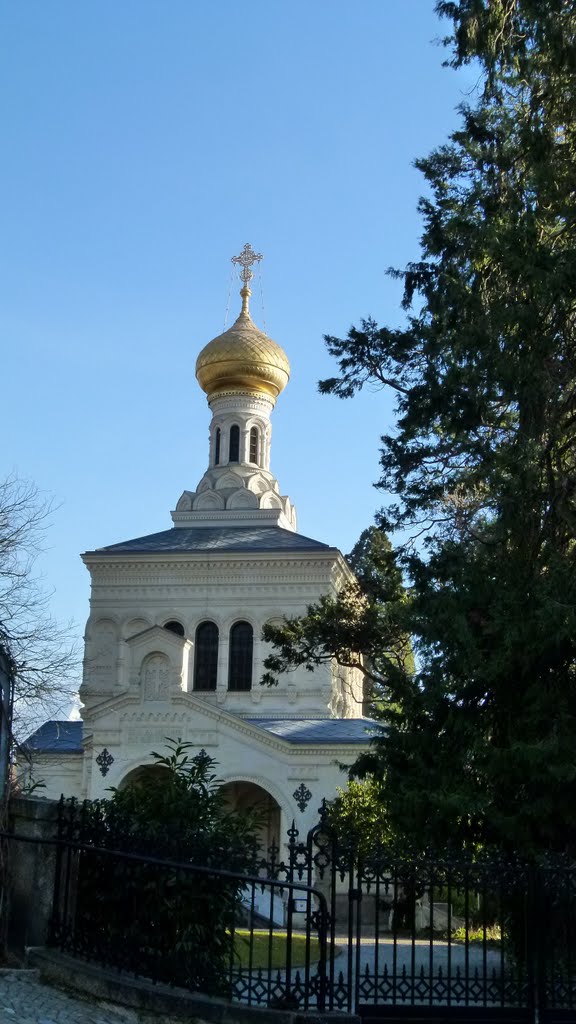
[86,552,342,570]
[227,490,259,510]
[209,394,274,416]
[123,617,153,639]
[194,491,225,511]
[140,653,171,700]
[121,723,219,750]
[85,555,343,592]
[170,507,295,529]
[286,769,320,781]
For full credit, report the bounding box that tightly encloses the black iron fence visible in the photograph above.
[50,838,329,1010]
[5,797,576,1021]
[300,818,576,1021]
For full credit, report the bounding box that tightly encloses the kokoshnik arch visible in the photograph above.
[24,245,374,839]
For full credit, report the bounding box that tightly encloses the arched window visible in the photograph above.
[164,620,185,637]
[194,621,219,691]
[214,427,221,466]
[229,424,240,463]
[228,621,253,691]
[249,426,259,464]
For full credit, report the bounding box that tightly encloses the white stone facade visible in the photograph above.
[29,280,372,841]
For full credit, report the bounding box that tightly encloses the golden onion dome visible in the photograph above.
[195,286,290,402]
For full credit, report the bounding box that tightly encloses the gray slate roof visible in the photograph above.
[24,717,377,754]
[23,720,83,754]
[88,526,334,555]
[246,718,378,744]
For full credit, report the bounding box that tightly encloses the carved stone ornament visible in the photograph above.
[142,654,171,700]
[95,748,114,777]
[293,782,312,813]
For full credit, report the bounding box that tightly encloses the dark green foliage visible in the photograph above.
[101,741,260,868]
[261,527,413,710]
[66,741,260,995]
[324,777,393,859]
[267,2,576,857]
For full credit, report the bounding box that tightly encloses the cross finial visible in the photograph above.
[231,243,263,285]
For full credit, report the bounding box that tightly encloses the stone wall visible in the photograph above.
[7,796,59,949]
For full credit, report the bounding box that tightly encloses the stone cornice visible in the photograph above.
[171,509,291,529]
[83,551,348,590]
[88,576,337,592]
[83,550,341,569]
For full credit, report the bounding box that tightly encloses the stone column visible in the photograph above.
[250,635,262,704]
[241,426,249,464]
[216,633,229,704]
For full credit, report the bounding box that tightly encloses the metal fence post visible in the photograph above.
[527,862,542,1024]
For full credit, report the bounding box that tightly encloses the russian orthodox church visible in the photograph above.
[25,246,373,841]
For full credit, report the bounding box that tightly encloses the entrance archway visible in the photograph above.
[220,780,281,853]
[117,763,169,790]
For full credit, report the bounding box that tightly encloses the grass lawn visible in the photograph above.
[451,925,501,948]
[233,930,325,969]
[414,925,502,948]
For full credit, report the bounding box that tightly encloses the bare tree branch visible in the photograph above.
[0,475,79,739]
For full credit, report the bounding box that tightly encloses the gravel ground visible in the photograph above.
[0,971,143,1024]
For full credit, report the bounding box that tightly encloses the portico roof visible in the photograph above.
[23,720,83,754]
[246,718,379,744]
[24,716,377,754]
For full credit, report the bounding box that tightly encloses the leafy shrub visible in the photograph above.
[65,740,260,995]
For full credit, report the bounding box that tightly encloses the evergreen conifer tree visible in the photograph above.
[264,0,576,856]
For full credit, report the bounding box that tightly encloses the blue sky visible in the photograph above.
[1,1,476,703]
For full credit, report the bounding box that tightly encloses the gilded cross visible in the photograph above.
[231,243,263,284]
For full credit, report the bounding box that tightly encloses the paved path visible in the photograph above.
[349,938,503,976]
[0,971,137,1024]
[0,950,508,1021]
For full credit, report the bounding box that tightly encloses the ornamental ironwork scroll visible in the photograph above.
[293,782,312,812]
[95,748,114,776]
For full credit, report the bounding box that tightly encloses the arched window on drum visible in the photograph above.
[229,424,240,463]
[249,426,259,465]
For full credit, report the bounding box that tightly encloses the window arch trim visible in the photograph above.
[163,619,185,637]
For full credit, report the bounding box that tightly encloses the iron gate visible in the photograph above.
[45,797,576,1021]
[300,810,576,1022]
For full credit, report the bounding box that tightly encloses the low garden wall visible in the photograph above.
[7,795,59,949]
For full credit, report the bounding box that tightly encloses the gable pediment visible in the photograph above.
[125,624,189,653]
[84,691,292,753]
